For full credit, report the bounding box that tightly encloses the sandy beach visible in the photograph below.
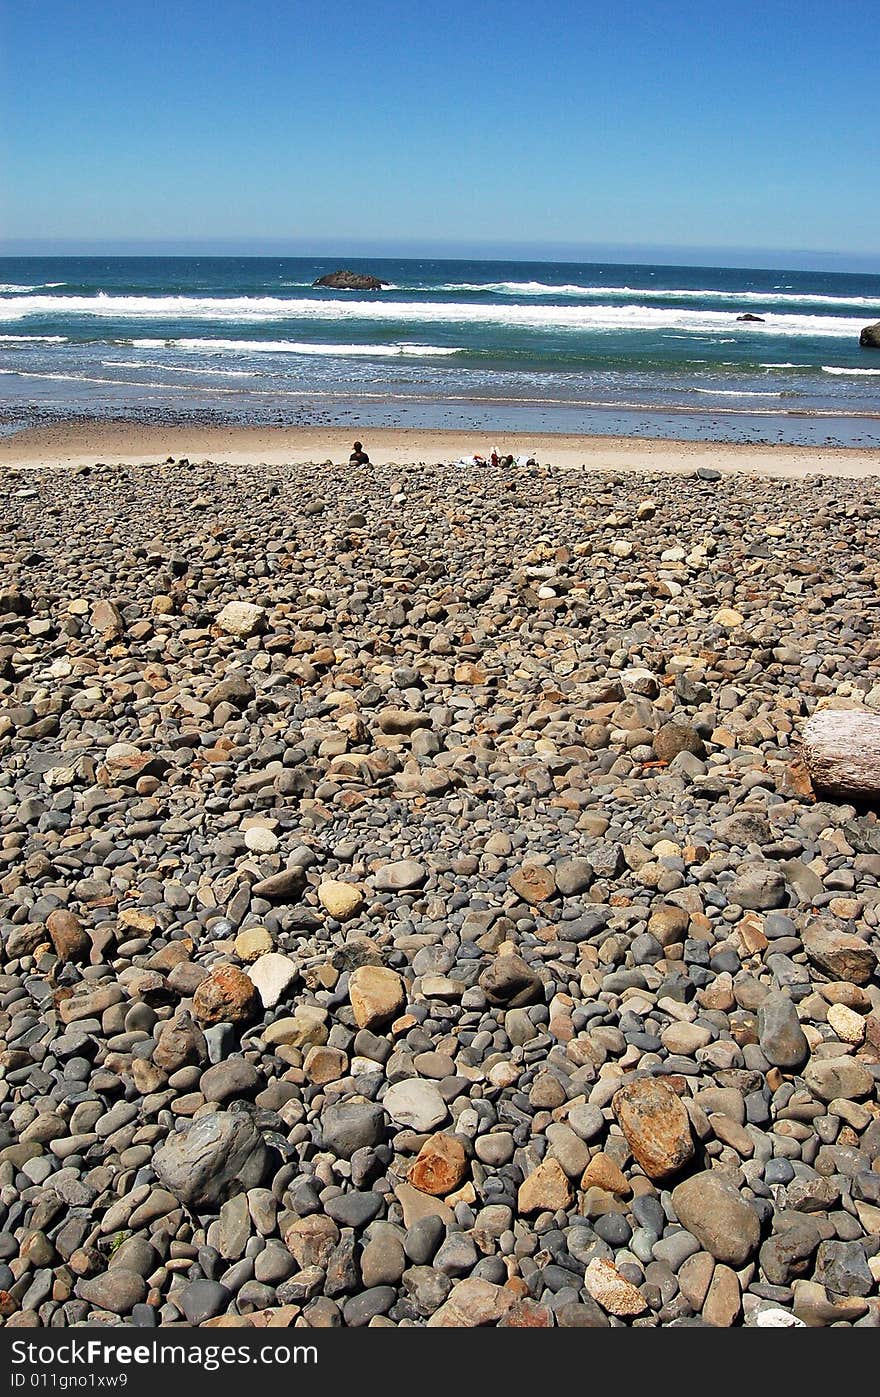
[1,419,880,478]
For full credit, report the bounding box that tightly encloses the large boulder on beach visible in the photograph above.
[313,269,389,291]
[860,321,880,348]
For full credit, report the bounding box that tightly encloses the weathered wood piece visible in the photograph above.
[802,709,880,798]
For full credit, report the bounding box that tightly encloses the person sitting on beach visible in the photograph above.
[349,440,370,466]
[490,449,500,468]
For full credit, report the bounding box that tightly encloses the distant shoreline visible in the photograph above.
[1,419,878,479]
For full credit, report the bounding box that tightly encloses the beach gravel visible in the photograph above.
[0,454,878,1327]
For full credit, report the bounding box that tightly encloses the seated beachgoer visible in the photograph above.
[490,450,500,468]
[349,440,370,465]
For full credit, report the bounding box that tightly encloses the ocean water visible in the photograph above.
[1,255,880,445]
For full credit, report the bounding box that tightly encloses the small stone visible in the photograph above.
[714,606,743,628]
[233,927,273,962]
[246,952,298,1009]
[320,1102,385,1157]
[77,1269,146,1315]
[153,1011,207,1073]
[478,953,543,1007]
[303,1045,348,1084]
[803,1057,873,1103]
[555,857,594,896]
[612,1077,694,1180]
[153,1111,267,1210]
[702,1264,741,1327]
[826,1002,865,1044]
[250,866,307,902]
[181,1280,231,1324]
[509,862,557,904]
[244,826,278,854]
[215,601,266,638]
[200,1059,260,1103]
[654,722,704,763]
[383,1080,448,1132]
[373,859,426,891]
[581,1152,631,1195]
[757,991,810,1068]
[517,1157,573,1214]
[803,922,877,986]
[726,866,787,911]
[426,1277,515,1327]
[348,964,406,1030]
[318,880,364,920]
[583,1258,647,1317]
[45,909,90,963]
[813,1240,873,1298]
[671,1171,761,1265]
[193,964,261,1025]
[408,1133,468,1196]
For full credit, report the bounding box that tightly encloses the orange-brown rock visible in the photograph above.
[580,1152,631,1196]
[509,862,557,904]
[517,1157,572,1214]
[612,1076,695,1181]
[193,964,261,1025]
[45,909,90,963]
[408,1133,468,1196]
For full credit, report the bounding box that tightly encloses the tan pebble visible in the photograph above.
[318,880,364,920]
[583,1258,647,1316]
[233,927,273,962]
[827,1002,866,1044]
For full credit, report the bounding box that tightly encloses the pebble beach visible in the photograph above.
[1,439,880,1331]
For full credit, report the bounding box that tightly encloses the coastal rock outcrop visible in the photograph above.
[313,269,389,290]
[860,321,880,347]
[737,313,765,322]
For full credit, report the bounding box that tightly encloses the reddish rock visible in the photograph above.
[193,964,261,1025]
[498,1298,554,1327]
[408,1133,468,1196]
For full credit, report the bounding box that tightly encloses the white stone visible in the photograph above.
[382,1080,448,1131]
[216,601,266,638]
[244,826,278,854]
[246,953,298,1009]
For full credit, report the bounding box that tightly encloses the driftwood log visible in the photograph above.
[802,709,880,798]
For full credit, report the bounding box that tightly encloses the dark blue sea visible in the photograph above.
[1,255,879,444]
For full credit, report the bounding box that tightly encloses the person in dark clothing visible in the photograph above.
[349,440,370,465]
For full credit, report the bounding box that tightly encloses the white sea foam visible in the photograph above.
[760,362,800,369]
[694,388,783,398]
[822,366,880,375]
[0,334,68,343]
[131,336,463,357]
[104,360,257,377]
[0,293,865,338]
[431,280,880,309]
[0,282,66,293]
[430,279,880,310]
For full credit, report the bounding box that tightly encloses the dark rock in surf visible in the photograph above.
[313,269,389,291]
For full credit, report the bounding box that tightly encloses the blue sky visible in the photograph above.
[0,0,877,267]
